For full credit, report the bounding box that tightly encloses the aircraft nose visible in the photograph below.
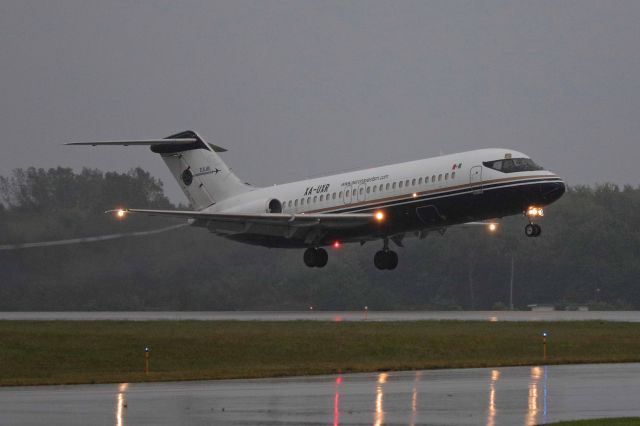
[542,179,566,204]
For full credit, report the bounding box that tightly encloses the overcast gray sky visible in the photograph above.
[1,1,639,203]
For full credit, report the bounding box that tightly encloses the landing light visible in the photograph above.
[412,192,417,198]
[374,211,385,222]
[489,223,497,232]
[527,206,544,217]
[116,209,127,219]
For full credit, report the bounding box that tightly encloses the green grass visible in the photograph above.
[1,320,640,386]
[542,418,640,425]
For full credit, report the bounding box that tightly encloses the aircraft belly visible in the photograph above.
[224,230,376,248]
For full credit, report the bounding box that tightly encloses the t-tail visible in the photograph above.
[66,130,252,210]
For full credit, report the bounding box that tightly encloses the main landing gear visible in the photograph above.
[374,238,398,270]
[524,206,543,238]
[374,250,398,270]
[303,247,328,268]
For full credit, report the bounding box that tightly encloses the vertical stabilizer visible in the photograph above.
[66,130,253,210]
[151,131,252,210]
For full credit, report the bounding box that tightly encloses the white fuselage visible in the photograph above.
[213,148,559,217]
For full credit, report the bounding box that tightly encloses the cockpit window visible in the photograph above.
[483,158,543,173]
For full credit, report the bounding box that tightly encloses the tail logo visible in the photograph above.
[181,168,193,186]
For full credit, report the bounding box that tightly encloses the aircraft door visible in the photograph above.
[470,165,483,195]
[356,184,367,202]
[344,183,353,204]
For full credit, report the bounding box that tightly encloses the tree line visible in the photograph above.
[1,167,638,310]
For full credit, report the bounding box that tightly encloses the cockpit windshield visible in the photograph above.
[483,158,543,173]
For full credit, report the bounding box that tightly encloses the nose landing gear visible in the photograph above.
[303,247,328,268]
[524,206,544,238]
[525,223,542,237]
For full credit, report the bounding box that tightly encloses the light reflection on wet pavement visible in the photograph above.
[1,363,639,425]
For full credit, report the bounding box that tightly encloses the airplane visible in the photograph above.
[67,130,565,270]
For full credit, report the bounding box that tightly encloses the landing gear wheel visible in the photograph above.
[374,250,398,270]
[533,224,542,237]
[303,248,329,268]
[525,224,542,238]
[315,248,328,268]
[387,251,398,270]
[525,224,535,237]
[374,251,388,270]
[303,248,317,267]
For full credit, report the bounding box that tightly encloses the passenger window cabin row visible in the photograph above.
[281,171,456,210]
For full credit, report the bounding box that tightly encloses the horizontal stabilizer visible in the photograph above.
[66,133,228,152]
[66,139,197,146]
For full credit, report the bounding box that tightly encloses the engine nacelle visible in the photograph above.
[221,198,282,214]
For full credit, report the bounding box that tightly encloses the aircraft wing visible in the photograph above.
[458,221,499,228]
[108,208,382,239]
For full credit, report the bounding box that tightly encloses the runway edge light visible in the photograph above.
[144,346,150,376]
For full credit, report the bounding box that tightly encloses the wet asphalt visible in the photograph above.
[1,363,639,425]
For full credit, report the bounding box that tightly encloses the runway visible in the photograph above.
[1,363,639,425]
[2,310,640,322]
